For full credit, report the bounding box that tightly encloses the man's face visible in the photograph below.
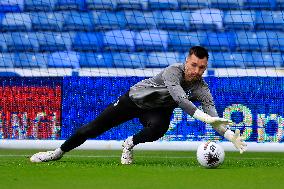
[184,54,208,82]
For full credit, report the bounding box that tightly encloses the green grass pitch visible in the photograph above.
[0,149,284,189]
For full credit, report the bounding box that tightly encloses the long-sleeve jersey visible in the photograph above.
[129,63,218,118]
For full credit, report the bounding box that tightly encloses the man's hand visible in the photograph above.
[224,129,247,154]
[208,117,233,126]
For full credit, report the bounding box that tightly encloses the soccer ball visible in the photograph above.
[196,141,225,168]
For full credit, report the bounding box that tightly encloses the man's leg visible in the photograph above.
[30,92,141,162]
[121,107,174,164]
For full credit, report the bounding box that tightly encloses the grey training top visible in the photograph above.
[129,63,218,117]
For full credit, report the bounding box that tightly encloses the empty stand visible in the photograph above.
[135,29,168,51]
[72,32,104,51]
[79,52,113,67]
[112,52,146,68]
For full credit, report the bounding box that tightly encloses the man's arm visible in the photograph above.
[199,85,247,154]
[162,66,231,125]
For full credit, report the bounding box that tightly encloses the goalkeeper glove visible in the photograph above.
[224,129,247,154]
[193,109,233,126]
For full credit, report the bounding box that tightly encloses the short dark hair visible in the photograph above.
[189,46,209,60]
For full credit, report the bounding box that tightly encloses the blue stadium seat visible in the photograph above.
[93,11,126,30]
[1,13,32,31]
[124,11,156,30]
[86,0,117,10]
[0,33,8,52]
[210,52,245,68]
[72,32,103,51]
[37,32,75,52]
[155,11,190,30]
[0,53,14,68]
[190,9,223,30]
[234,31,269,51]
[31,12,65,31]
[146,52,181,68]
[210,0,243,9]
[135,29,168,51]
[0,0,24,12]
[54,0,86,11]
[48,51,80,68]
[79,52,113,67]
[6,32,39,52]
[103,30,136,51]
[24,0,56,11]
[243,0,276,10]
[203,32,236,51]
[255,11,284,30]
[148,0,179,10]
[14,53,48,68]
[178,0,209,10]
[276,0,284,9]
[266,31,284,51]
[168,31,206,51]
[0,13,4,24]
[63,11,95,31]
[112,52,146,68]
[223,11,256,30]
[117,0,148,10]
[245,52,282,67]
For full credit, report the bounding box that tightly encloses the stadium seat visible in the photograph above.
[124,11,156,30]
[243,0,276,10]
[6,32,39,52]
[178,0,209,10]
[135,29,168,51]
[234,31,269,51]
[276,0,284,9]
[190,9,223,30]
[31,12,65,31]
[146,52,181,68]
[255,11,284,30]
[93,11,126,30]
[266,31,284,51]
[0,53,14,68]
[223,11,256,30]
[210,0,243,9]
[244,52,282,67]
[48,51,80,68]
[0,0,24,12]
[63,11,95,31]
[72,32,104,51]
[155,11,190,31]
[86,0,117,10]
[1,13,32,31]
[14,53,48,68]
[24,0,56,11]
[112,52,146,68]
[168,31,206,52]
[37,32,75,52]
[117,0,148,10]
[54,0,86,11]
[148,0,179,10]
[103,30,136,51]
[79,52,113,67]
[210,52,245,68]
[0,33,8,52]
[203,32,236,51]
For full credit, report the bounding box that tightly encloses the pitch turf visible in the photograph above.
[0,149,284,189]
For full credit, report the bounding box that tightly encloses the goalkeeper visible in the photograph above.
[30,46,247,164]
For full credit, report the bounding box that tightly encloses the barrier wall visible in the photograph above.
[0,76,283,150]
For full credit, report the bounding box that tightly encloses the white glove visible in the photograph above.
[224,129,247,154]
[193,109,233,126]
